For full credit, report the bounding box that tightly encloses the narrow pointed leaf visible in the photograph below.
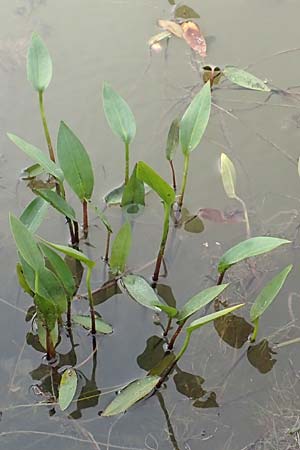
[34,188,76,221]
[166,118,180,161]
[220,153,237,199]
[93,205,113,233]
[35,294,57,331]
[10,214,44,270]
[16,263,34,296]
[35,267,67,314]
[27,32,52,92]
[7,133,63,181]
[102,376,160,416]
[223,66,270,92]
[37,316,59,350]
[177,284,229,323]
[180,81,211,155]
[103,82,136,145]
[218,237,291,274]
[38,238,95,268]
[58,368,77,411]
[20,197,48,233]
[57,121,94,201]
[19,254,35,291]
[73,314,113,334]
[250,265,293,322]
[136,161,175,205]
[110,222,132,274]
[122,165,145,210]
[157,20,183,38]
[21,163,45,180]
[187,304,244,333]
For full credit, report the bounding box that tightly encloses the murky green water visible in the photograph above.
[1,1,300,449]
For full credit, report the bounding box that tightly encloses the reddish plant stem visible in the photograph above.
[169,160,177,192]
[153,205,170,283]
[82,200,88,238]
[104,231,111,262]
[67,299,72,329]
[163,317,173,337]
[46,328,56,361]
[217,271,225,285]
[168,320,186,350]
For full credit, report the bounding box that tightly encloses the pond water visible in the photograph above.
[1,0,300,449]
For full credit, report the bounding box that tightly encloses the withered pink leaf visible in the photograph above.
[181,21,206,57]
[198,208,244,224]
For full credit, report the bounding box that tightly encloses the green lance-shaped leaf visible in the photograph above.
[250,265,293,323]
[136,161,175,206]
[166,118,180,161]
[102,375,160,417]
[38,238,95,268]
[27,32,52,92]
[73,315,113,334]
[180,81,211,156]
[122,165,145,211]
[177,284,229,323]
[35,267,67,314]
[220,153,237,199]
[58,368,78,411]
[57,121,94,201]
[37,315,59,350]
[19,254,35,291]
[35,294,57,332]
[122,274,177,317]
[16,263,34,296]
[110,222,132,274]
[34,188,76,221]
[7,133,64,182]
[187,304,245,333]
[10,214,44,271]
[102,82,136,145]
[20,197,48,233]
[39,243,75,298]
[223,66,270,92]
[218,237,291,274]
[93,205,113,233]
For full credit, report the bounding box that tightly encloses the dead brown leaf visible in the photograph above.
[181,21,207,57]
[157,19,183,38]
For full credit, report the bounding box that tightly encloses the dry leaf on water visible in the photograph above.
[157,19,183,38]
[181,21,206,57]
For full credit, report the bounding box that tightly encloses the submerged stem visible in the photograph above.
[86,266,96,335]
[67,299,72,329]
[169,160,177,192]
[82,200,88,238]
[250,318,259,343]
[153,204,171,283]
[46,327,56,361]
[164,317,173,337]
[217,271,225,285]
[125,142,130,185]
[38,91,55,162]
[235,195,250,238]
[178,153,190,210]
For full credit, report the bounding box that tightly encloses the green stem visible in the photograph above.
[235,195,250,238]
[250,318,259,343]
[153,204,171,283]
[125,142,130,185]
[178,153,190,210]
[86,266,96,334]
[38,91,55,162]
[175,331,191,362]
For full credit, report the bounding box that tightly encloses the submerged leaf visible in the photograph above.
[58,368,77,411]
[27,32,52,92]
[157,20,183,38]
[175,5,200,19]
[110,222,132,274]
[102,376,160,416]
[218,237,291,274]
[20,197,48,233]
[198,208,244,224]
[181,21,206,57]
[148,31,171,50]
[223,66,270,92]
[73,315,113,334]
[220,153,237,199]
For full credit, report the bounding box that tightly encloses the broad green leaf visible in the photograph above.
[35,294,57,331]
[27,32,52,92]
[34,188,76,221]
[218,237,291,274]
[104,184,125,205]
[103,82,136,145]
[38,238,95,268]
[10,214,44,271]
[57,121,94,201]
[35,267,67,314]
[102,376,160,416]
[187,304,245,333]
[165,118,180,161]
[16,263,34,296]
[250,265,292,322]
[175,5,200,19]
[37,316,59,350]
[20,197,48,233]
[177,284,229,323]
[39,243,75,298]
[223,66,271,92]
[93,205,113,233]
[58,368,77,411]
[110,222,132,274]
[73,314,113,334]
[122,165,145,211]
[180,81,211,155]
[19,254,35,291]
[7,133,64,181]
[122,274,177,317]
[220,153,237,199]
[136,161,175,205]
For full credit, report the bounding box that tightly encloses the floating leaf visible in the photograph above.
[220,153,237,199]
[157,20,183,38]
[20,197,48,233]
[183,215,204,233]
[166,118,180,162]
[177,284,229,323]
[73,314,113,334]
[34,188,76,221]
[122,165,145,211]
[223,66,270,92]
[122,274,177,317]
[136,161,175,206]
[110,222,132,274]
[103,82,136,145]
[102,376,160,416]
[181,21,206,57]
[187,304,244,333]
[57,121,94,201]
[35,266,67,314]
[214,313,253,349]
[175,5,200,19]
[58,368,77,411]
[218,237,291,274]
[250,265,292,323]
[180,82,211,155]
[104,184,125,205]
[27,32,52,92]
[38,239,95,268]
[198,208,244,224]
[7,133,64,182]
[10,214,44,271]
[247,339,277,374]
